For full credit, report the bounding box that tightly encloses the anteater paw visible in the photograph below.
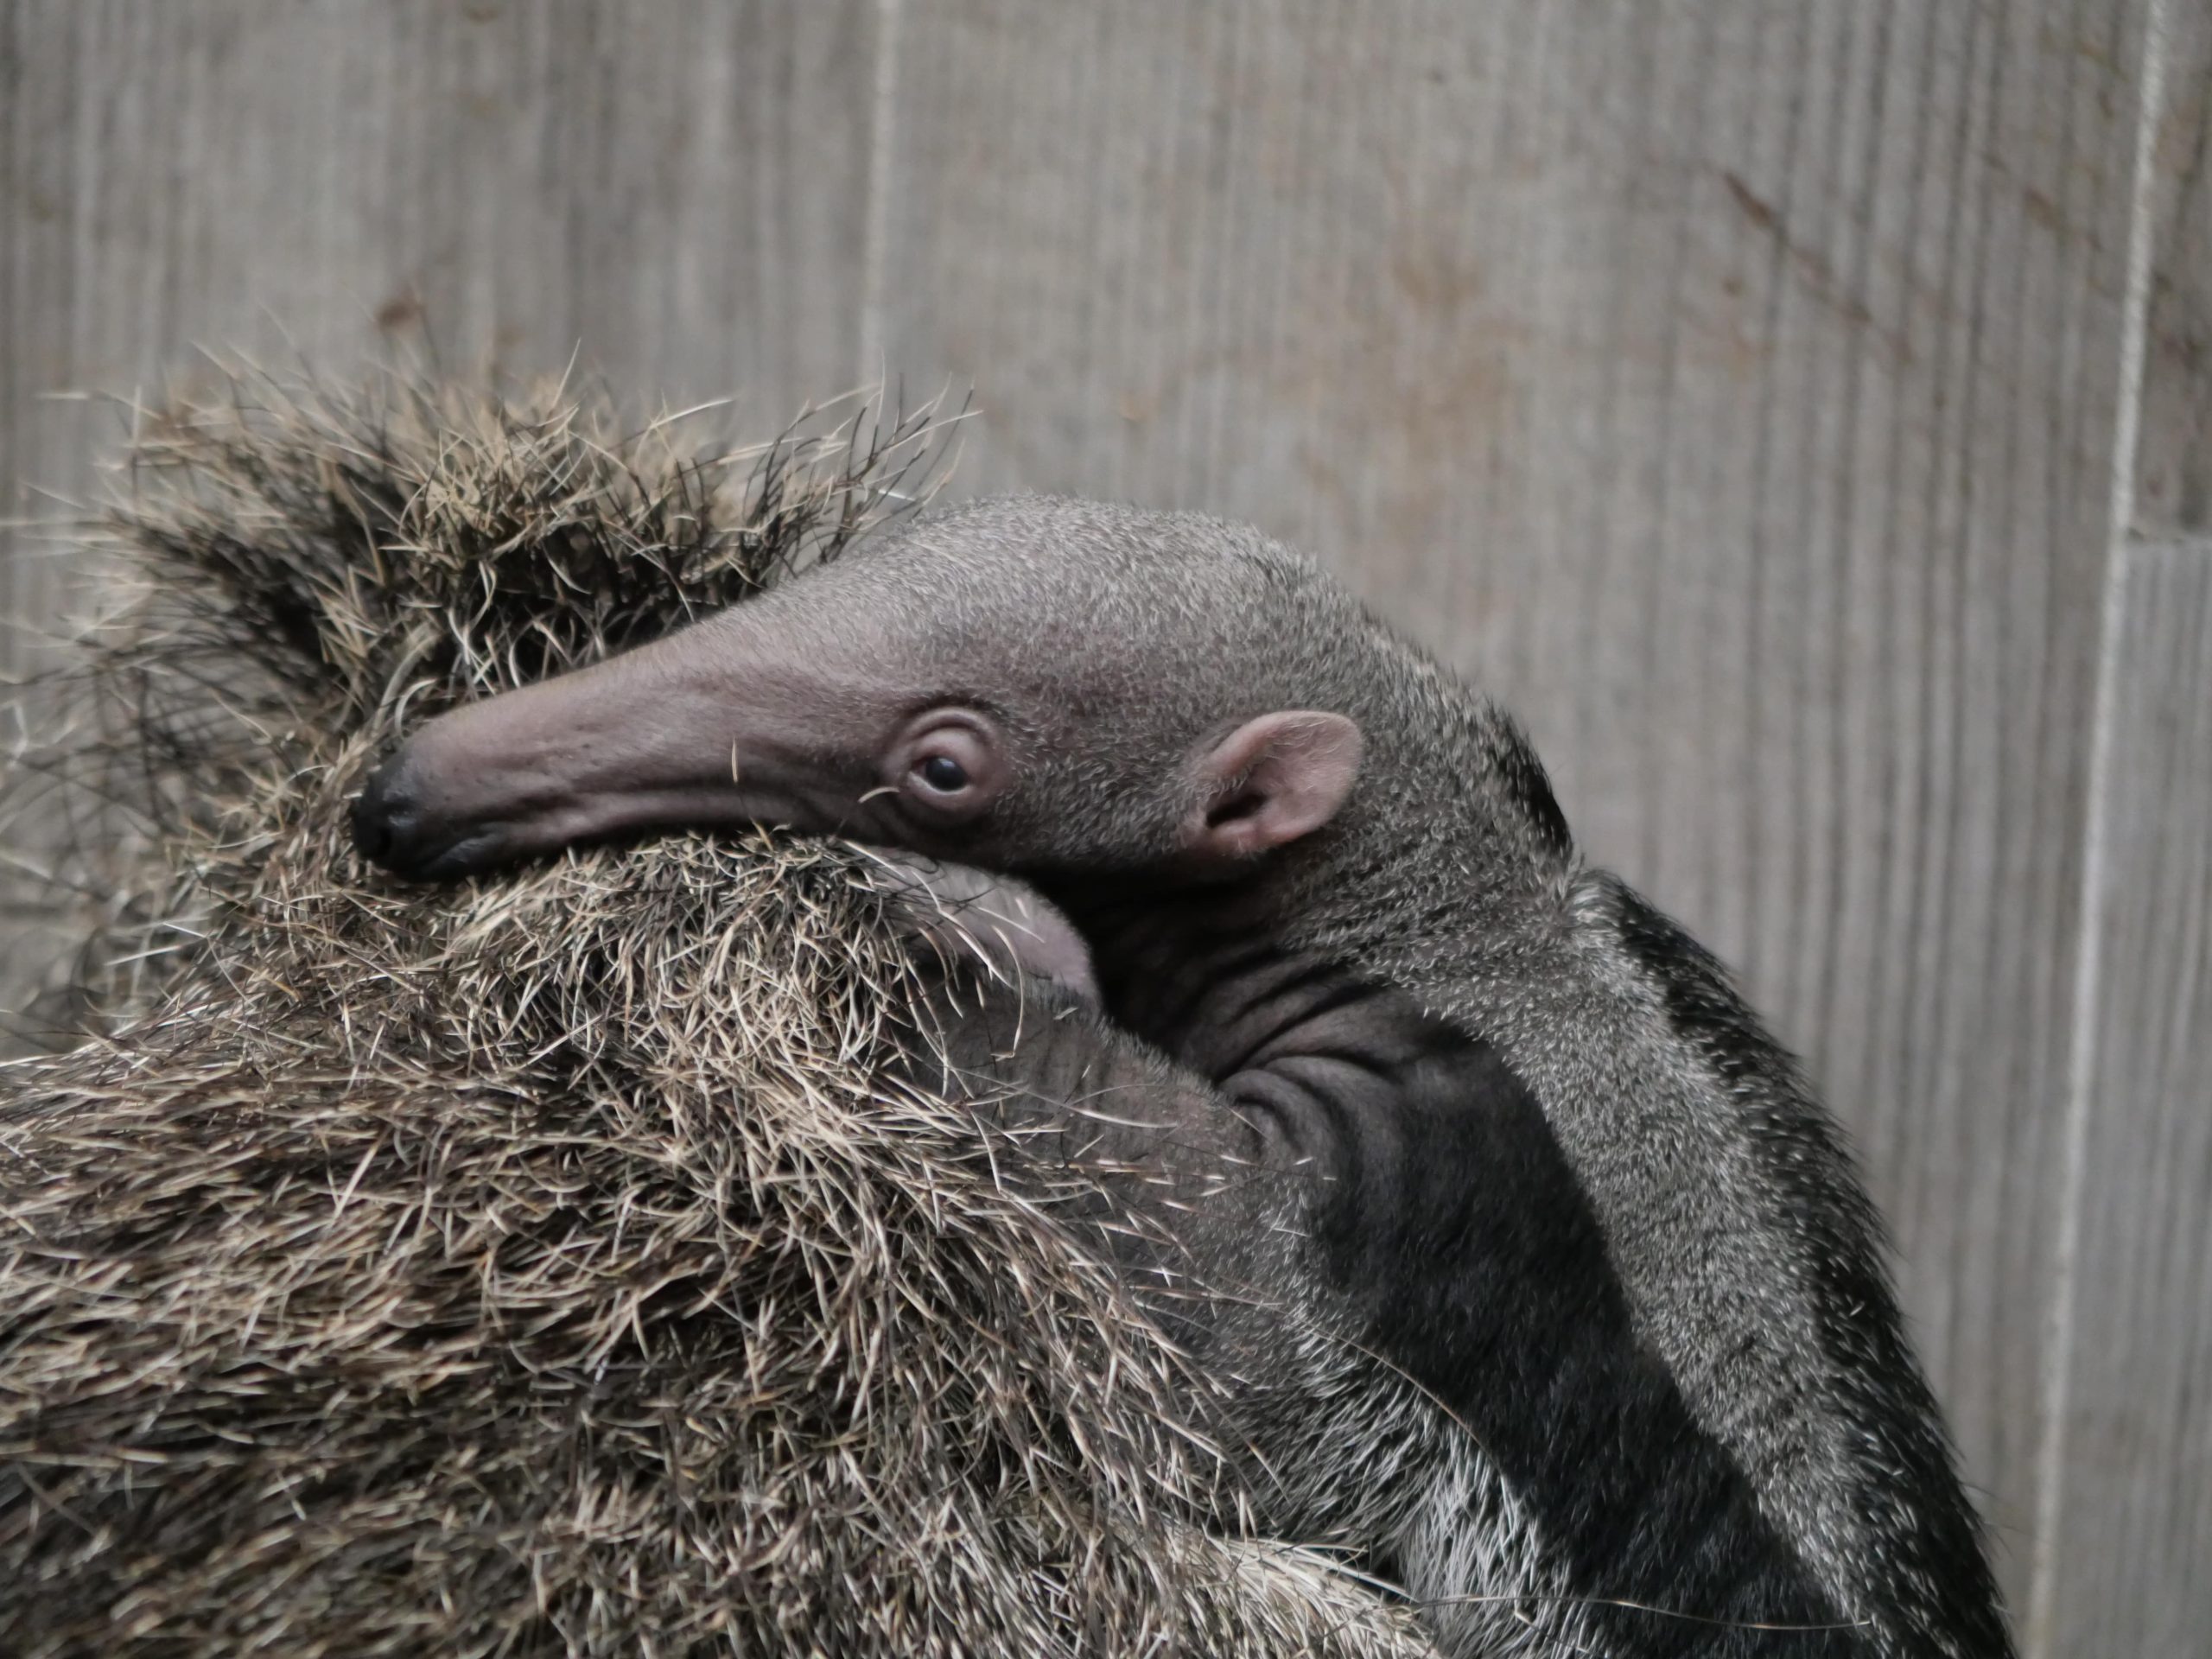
[860,848,1101,1008]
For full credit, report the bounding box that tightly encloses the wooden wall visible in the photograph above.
[1,3,2202,1649]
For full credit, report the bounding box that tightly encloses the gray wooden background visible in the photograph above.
[1,3,2204,1650]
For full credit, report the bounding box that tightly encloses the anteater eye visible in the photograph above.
[918,754,969,793]
[892,710,1000,816]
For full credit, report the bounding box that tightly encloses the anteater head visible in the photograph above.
[351,494,1365,882]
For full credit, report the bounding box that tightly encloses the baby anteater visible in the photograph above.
[354,493,2012,1659]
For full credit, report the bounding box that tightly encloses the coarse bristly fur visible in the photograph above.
[0,368,1439,1659]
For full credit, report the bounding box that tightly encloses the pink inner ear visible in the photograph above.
[1184,710,1363,861]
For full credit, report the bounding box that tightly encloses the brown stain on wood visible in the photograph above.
[374,291,424,333]
[1719,168,1908,363]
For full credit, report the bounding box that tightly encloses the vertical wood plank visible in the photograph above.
[2132,0,2210,540]
[2031,3,2212,1647]
[876,0,2158,1603]
[0,0,882,1031]
[2037,539,2212,1656]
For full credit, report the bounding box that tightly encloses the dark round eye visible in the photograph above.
[918,753,969,793]
[890,711,1001,819]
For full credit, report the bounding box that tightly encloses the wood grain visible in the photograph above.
[2029,7,2212,1646]
[2,0,2202,1642]
[0,0,881,1033]
[875,0,2160,1602]
[2,0,877,664]
[2034,539,2212,1657]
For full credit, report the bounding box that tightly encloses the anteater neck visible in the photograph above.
[1046,870,1359,1081]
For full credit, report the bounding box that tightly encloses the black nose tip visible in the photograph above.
[350,758,421,869]
[349,752,508,879]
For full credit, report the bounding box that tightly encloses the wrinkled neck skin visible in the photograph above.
[1035,726,1557,1080]
[1039,822,1431,1082]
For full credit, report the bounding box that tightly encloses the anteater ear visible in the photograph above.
[1181,711,1363,863]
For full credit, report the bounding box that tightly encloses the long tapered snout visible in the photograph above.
[350,609,892,879]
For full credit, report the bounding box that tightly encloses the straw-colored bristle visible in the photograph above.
[0,364,1432,1657]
